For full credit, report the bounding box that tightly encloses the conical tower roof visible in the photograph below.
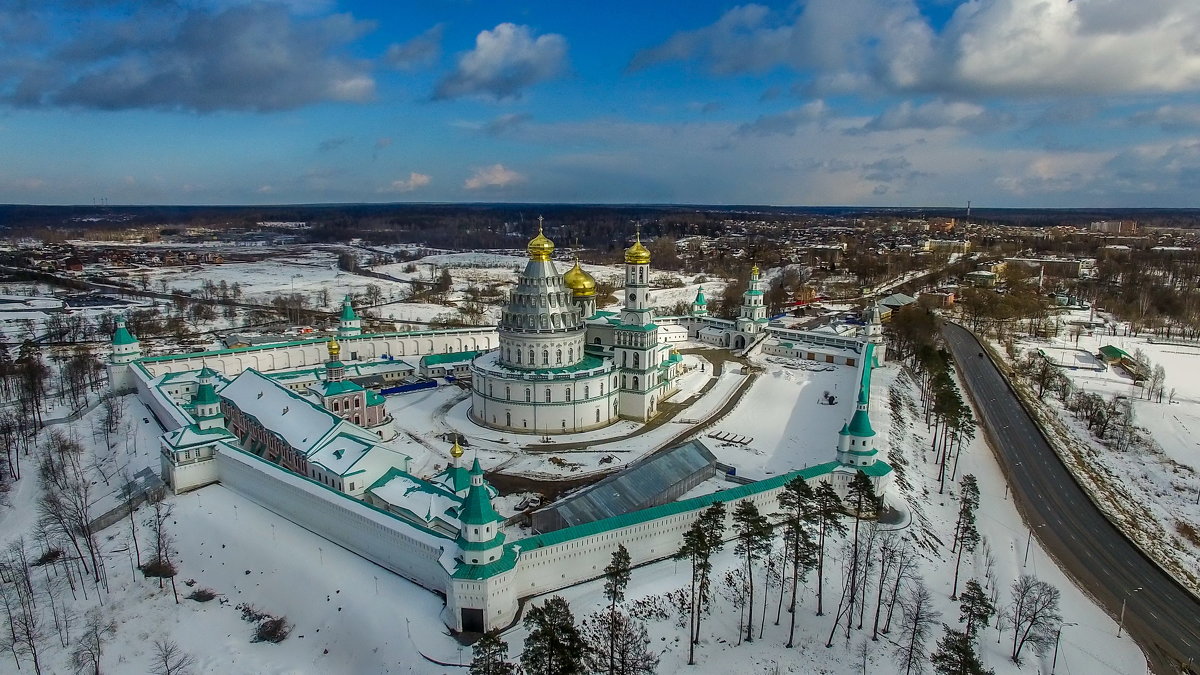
[340,295,358,322]
[459,459,503,526]
[694,286,707,305]
[112,316,138,346]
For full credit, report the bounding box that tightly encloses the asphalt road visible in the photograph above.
[941,322,1200,674]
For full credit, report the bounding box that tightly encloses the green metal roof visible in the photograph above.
[845,343,876,437]
[516,461,843,552]
[193,381,220,406]
[1099,345,1131,360]
[452,548,518,580]
[112,318,138,346]
[694,287,707,305]
[421,350,484,366]
[745,289,764,296]
[365,390,385,407]
[617,323,659,332]
[340,296,359,322]
[459,459,503,526]
[854,461,894,478]
[322,380,364,395]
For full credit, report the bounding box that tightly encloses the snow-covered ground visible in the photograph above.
[499,363,1148,675]
[0,357,1147,674]
[997,311,1200,594]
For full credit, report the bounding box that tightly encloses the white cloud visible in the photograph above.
[856,99,1010,133]
[464,164,524,190]
[386,172,432,193]
[434,23,567,100]
[631,0,1200,97]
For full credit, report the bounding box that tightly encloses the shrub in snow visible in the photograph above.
[254,616,292,644]
[187,588,217,602]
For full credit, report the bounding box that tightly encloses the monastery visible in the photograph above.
[109,228,894,633]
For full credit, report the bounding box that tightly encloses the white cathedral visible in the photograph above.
[469,221,683,434]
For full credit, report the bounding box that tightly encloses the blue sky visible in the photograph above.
[2,0,1200,207]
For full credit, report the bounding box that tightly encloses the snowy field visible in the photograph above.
[1003,310,1200,593]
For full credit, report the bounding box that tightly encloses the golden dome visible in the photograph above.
[751,263,760,277]
[563,261,597,297]
[327,338,341,359]
[624,232,651,265]
[527,217,555,262]
[450,438,464,458]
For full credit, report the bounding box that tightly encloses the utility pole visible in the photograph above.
[1117,587,1142,638]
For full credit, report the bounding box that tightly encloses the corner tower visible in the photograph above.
[108,316,141,393]
[338,295,361,337]
[457,459,505,565]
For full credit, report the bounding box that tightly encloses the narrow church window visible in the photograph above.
[556,349,562,364]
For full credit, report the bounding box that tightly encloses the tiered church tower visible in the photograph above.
[735,264,769,334]
[338,295,361,337]
[615,231,669,422]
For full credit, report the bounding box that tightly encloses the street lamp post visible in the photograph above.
[1117,587,1142,638]
[1051,622,1077,674]
[1023,523,1046,568]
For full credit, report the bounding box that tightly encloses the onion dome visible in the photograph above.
[624,232,651,265]
[327,338,341,360]
[751,263,760,277]
[563,261,597,297]
[527,219,555,262]
[450,438,464,459]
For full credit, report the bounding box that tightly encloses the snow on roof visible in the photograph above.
[368,468,462,528]
[308,432,376,476]
[163,424,235,449]
[220,369,341,454]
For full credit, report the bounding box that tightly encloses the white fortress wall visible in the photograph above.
[509,465,839,603]
[133,364,192,431]
[214,445,453,595]
[137,328,500,378]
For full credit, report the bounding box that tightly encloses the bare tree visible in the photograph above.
[149,638,195,675]
[144,497,179,602]
[71,609,113,675]
[894,580,940,675]
[1008,575,1061,664]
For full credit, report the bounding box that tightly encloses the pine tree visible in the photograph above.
[845,470,881,639]
[930,625,994,675]
[950,519,979,600]
[603,544,632,674]
[470,632,517,675]
[673,501,725,665]
[777,476,818,647]
[958,580,995,642]
[811,481,847,616]
[521,596,587,675]
[951,476,980,553]
[733,500,772,643]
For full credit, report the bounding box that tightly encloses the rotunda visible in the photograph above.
[469,219,620,433]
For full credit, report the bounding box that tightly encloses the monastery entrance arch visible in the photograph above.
[733,334,746,350]
[461,608,484,633]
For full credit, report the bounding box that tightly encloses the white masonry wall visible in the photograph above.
[214,446,453,594]
[138,328,499,378]
[509,479,800,605]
